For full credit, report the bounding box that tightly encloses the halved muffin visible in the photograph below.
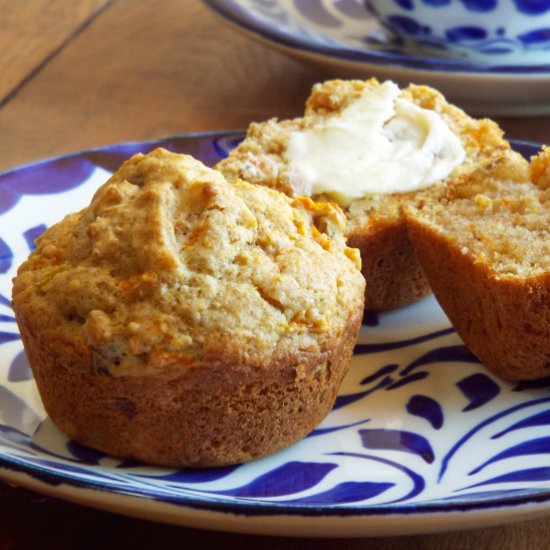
[217,78,519,310]
[406,148,550,381]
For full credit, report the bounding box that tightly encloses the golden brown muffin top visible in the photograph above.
[12,148,364,376]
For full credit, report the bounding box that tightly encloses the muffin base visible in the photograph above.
[20,311,362,468]
[348,218,431,311]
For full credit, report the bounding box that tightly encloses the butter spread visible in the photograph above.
[285,81,466,206]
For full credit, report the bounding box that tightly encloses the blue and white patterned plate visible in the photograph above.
[202,0,550,116]
[1,133,550,537]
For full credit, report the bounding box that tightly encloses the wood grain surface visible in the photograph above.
[1,1,549,548]
[0,0,110,105]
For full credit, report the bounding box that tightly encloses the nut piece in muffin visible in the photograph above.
[216,78,520,310]
[406,147,550,381]
[12,148,365,467]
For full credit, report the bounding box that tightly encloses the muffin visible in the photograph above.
[12,148,365,467]
[216,78,515,310]
[406,148,550,381]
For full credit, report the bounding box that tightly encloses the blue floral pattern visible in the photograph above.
[367,0,550,59]
[0,134,549,533]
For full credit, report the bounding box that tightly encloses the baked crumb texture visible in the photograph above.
[406,147,550,381]
[217,78,519,310]
[12,148,365,467]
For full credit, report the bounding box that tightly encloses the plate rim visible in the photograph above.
[4,465,550,538]
[0,129,245,179]
[202,0,550,76]
[3,446,550,518]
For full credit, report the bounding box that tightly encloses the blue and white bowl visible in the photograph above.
[366,0,550,64]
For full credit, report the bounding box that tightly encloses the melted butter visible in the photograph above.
[285,81,466,207]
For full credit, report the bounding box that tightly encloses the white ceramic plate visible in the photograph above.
[1,133,550,537]
[203,0,550,116]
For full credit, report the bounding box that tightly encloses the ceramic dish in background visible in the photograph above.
[202,0,550,116]
[366,0,550,64]
[1,133,550,537]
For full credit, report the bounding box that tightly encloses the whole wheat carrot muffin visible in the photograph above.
[406,148,550,381]
[217,78,518,310]
[11,148,365,467]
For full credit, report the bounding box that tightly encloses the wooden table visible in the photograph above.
[1,2,549,548]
